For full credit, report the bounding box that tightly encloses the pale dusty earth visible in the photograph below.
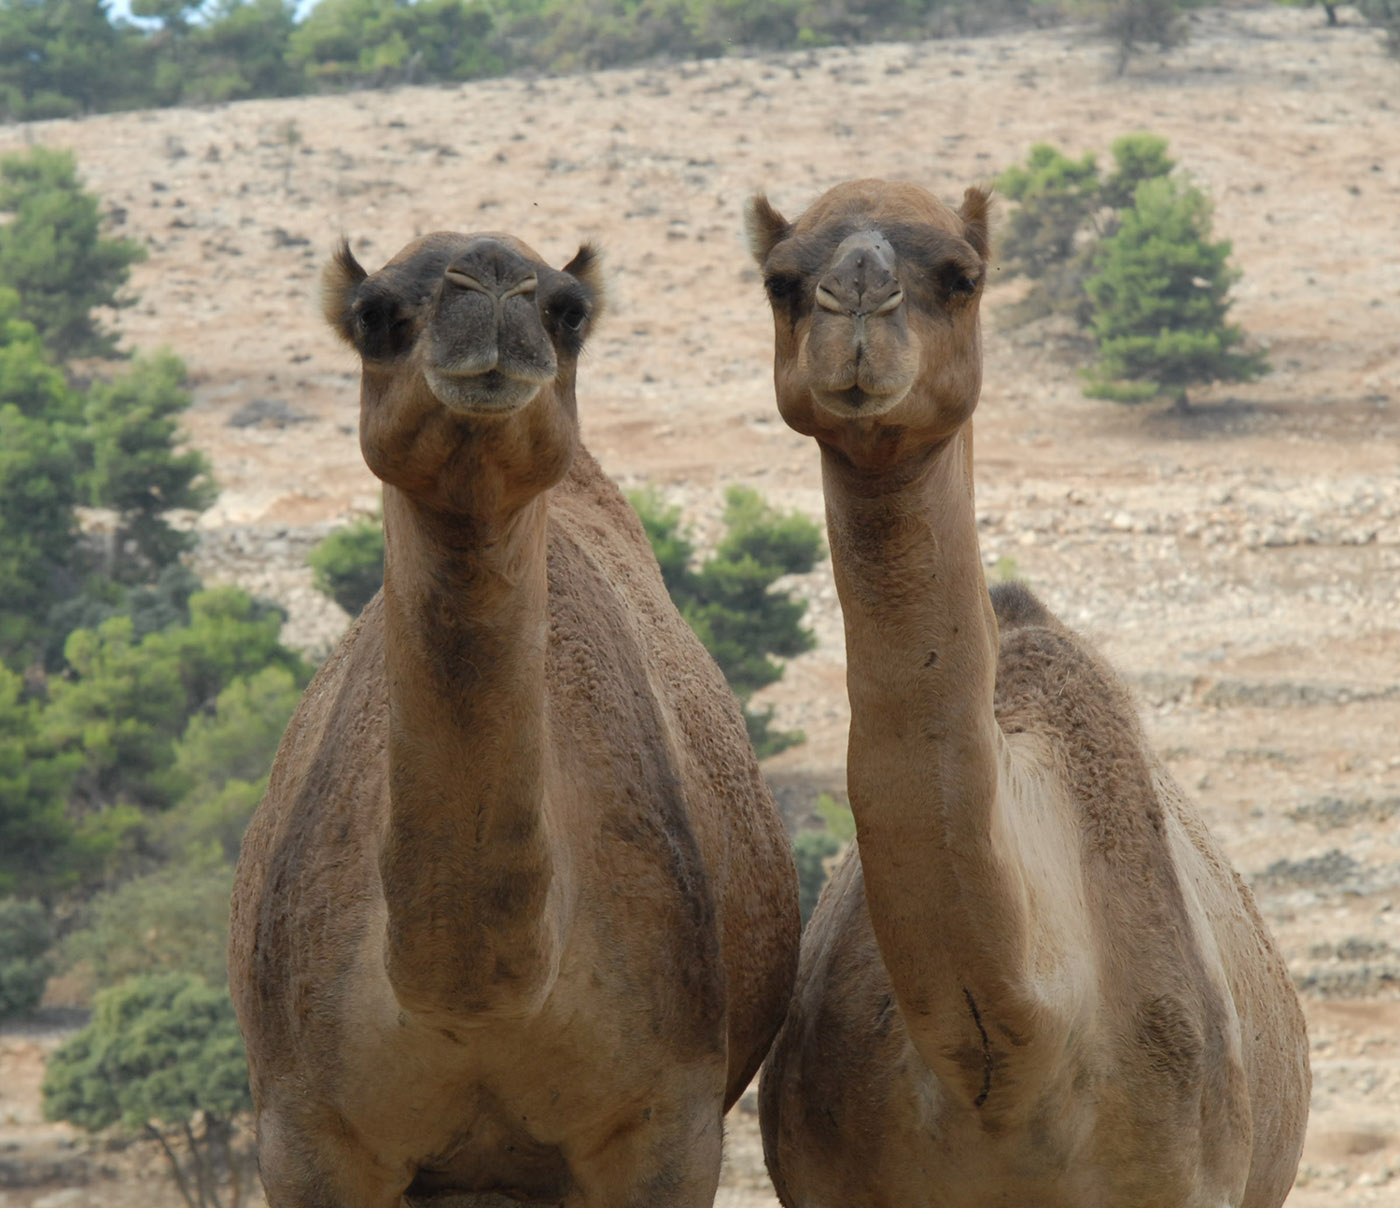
[2,3,1399,1205]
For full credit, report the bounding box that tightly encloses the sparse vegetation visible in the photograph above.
[1095,0,1203,73]
[793,793,854,925]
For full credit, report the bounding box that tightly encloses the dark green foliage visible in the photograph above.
[791,795,853,925]
[60,859,235,990]
[630,486,825,758]
[83,352,217,579]
[996,132,1175,324]
[0,666,84,897]
[43,971,255,1208]
[995,144,1103,324]
[187,0,303,102]
[0,0,150,120]
[44,972,252,1128]
[998,132,1261,410]
[1098,131,1175,210]
[308,514,383,615]
[42,590,309,820]
[0,897,52,1017]
[0,148,146,361]
[1083,175,1267,407]
[793,830,840,925]
[0,1,1060,120]
[0,399,82,663]
[289,0,502,87]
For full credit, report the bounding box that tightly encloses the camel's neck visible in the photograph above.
[822,428,1047,1109]
[377,484,558,1019]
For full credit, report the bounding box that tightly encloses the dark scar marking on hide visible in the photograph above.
[963,987,993,1108]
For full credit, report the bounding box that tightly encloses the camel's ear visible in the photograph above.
[322,237,368,347]
[959,186,992,262]
[744,193,791,266]
[563,243,607,324]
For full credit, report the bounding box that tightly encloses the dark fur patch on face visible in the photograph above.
[546,244,605,356]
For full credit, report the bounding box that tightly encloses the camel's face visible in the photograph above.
[325,231,602,417]
[322,232,604,511]
[747,180,989,465]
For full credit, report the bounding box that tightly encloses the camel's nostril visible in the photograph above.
[445,267,489,294]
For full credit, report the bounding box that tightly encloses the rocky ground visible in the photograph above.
[2,2,1398,1204]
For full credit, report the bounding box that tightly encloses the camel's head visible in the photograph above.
[746,179,989,471]
[324,231,604,512]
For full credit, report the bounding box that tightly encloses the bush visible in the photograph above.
[43,972,255,1208]
[996,132,1175,325]
[791,794,853,925]
[630,485,825,758]
[0,898,52,1018]
[793,830,840,926]
[308,513,383,616]
[60,859,235,991]
[1083,175,1266,408]
[1097,0,1201,74]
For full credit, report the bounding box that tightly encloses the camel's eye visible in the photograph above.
[556,302,588,332]
[944,268,980,299]
[353,294,413,360]
[765,273,802,306]
[548,288,593,353]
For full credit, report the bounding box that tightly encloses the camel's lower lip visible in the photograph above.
[426,367,543,414]
[811,383,910,418]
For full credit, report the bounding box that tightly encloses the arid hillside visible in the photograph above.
[1,3,1398,1205]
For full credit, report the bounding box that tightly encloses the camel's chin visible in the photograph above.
[810,382,912,420]
[426,368,543,415]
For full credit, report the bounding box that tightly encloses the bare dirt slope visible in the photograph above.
[1,3,1398,1204]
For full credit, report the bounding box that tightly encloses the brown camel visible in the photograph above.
[745,180,1310,1208]
[228,230,800,1208]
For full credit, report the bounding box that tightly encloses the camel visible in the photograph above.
[228,229,800,1208]
[745,179,1310,1208]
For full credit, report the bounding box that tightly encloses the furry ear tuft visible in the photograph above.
[564,243,607,324]
[744,193,791,266]
[322,238,368,347]
[959,186,993,261]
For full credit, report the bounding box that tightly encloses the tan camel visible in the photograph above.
[745,180,1309,1208]
[228,230,800,1208]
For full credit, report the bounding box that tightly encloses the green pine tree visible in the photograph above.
[0,147,146,361]
[1083,175,1266,409]
[629,485,825,759]
[83,351,217,579]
